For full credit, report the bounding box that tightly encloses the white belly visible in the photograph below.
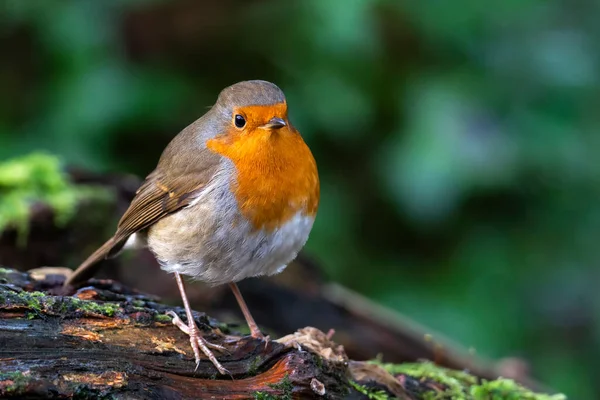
[147,184,315,286]
[247,211,315,276]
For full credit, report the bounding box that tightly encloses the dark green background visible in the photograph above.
[1,1,598,398]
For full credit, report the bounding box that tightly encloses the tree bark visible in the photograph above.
[0,267,567,400]
[0,268,405,399]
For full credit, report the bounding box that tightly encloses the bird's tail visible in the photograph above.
[63,236,121,287]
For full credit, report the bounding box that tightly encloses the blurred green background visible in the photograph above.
[1,0,598,397]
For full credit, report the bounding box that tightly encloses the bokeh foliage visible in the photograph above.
[1,0,599,398]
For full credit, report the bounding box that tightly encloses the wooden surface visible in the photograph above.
[0,268,413,399]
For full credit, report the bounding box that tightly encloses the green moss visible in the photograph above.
[349,380,389,399]
[0,152,111,244]
[471,379,567,400]
[252,392,278,400]
[0,371,32,394]
[374,361,566,400]
[314,352,324,369]
[72,385,118,400]
[9,290,46,314]
[381,361,476,396]
[153,313,173,323]
[216,321,232,334]
[252,374,293,400]
[67,297,121,317]
[269,374,293,394]
[247,355,262,376]
[0,289,121,318]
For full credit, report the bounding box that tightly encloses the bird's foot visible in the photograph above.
[251,329,271,350]
[166,311,229,374]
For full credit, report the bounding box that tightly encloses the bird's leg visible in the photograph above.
[229,282,268,341]
[170,272,228,375]
[166,311,227,352]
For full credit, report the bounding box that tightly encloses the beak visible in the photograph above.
[260,117,287,130]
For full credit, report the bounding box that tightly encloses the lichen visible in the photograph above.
[374,361,566,400]
[62,371,127,389]
[0,152,111,244]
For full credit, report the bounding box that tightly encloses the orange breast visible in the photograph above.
[207,115,319,231]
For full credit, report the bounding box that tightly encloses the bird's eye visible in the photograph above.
[234,114,246,128]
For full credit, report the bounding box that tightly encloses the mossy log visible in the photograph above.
[0,153,553,391]
[0,268,565,399]
[0,154,566,399]
[0,268,351,399]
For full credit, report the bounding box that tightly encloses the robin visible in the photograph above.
[64,80,320,375]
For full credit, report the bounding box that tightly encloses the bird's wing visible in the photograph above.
[64,146,223,286]
[114,171,209,242]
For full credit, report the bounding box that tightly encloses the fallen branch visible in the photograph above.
[0,268,565,399]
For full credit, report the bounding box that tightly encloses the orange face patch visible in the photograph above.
[207,103,319,231]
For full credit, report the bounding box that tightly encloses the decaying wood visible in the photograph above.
[1,267,563,399]
[0,268,420,399]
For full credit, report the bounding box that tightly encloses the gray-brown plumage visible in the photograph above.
[64,80,287,287]
[63,80,320,376]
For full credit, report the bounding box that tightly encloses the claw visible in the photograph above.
[205,341,229,353]
[166,310,229,375]
[262,334,271,350]
[170,273,232,375]
[167,311,189,334]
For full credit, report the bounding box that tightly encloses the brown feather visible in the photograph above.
[64,236,121,286]
[65,133,222,287]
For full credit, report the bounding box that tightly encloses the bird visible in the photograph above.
[64,80,320,375]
